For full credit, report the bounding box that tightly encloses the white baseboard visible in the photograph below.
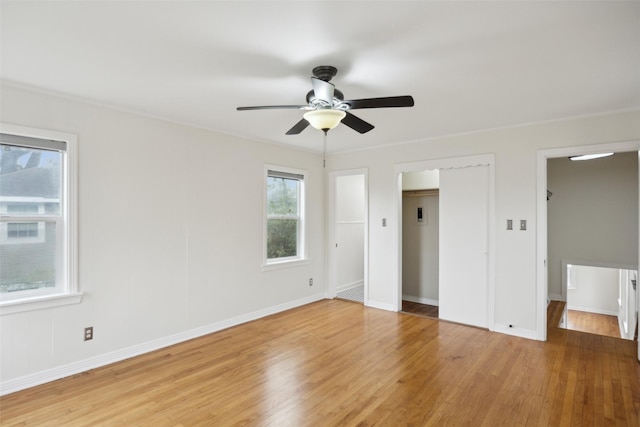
[617,316,634,340]
[492,323,539,341]
[402,294,439,306]
[366,299,395,311]
[0,293,325,396]
[548,293,563,302]
[566,305,617,316]
[336,280,364,293]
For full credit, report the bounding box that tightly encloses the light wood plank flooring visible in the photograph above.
[1,299,639,426]
[564,309,621,339]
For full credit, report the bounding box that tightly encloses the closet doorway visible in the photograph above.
[329,170,368,304]
[394,154,495,330]
[401,170,440,318]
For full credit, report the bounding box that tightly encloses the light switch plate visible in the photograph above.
[520,220,527,230]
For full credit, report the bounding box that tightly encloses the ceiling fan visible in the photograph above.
[237,66,414,135]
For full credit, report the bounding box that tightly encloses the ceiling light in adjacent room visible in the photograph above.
[569,152,614,161]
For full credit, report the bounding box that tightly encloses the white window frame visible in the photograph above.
[262,164,309,270]
[0,123,81,315]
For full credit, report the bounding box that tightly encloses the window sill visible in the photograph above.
[0,292,83,316]
[262,258,310,272]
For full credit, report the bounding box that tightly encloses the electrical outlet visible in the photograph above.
[309,278,313,286]
[84,327,93,341]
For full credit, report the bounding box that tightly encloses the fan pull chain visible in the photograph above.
[323,130,327,168]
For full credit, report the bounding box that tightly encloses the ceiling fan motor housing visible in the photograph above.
[312,65,338,82]
[306,89,344,104]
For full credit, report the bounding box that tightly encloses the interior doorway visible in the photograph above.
[329,170,367,304]
[537,141,640,355]
[401,170,440,318]
[546,150,638,340]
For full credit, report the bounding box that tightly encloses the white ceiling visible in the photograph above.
[2,1,639,153]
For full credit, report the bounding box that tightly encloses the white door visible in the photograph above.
[439,166,489,328]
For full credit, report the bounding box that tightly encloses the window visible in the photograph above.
[264,167,307,267]
[0,124,80,314]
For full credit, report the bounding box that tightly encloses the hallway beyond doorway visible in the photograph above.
[336,285,364,303]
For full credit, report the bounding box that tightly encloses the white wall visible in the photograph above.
[402,193,439,304]
[336,174,364,291]
[328,110,640,338]
[0,84,326,390]
[547,153,638,300]
[567,265,619,315]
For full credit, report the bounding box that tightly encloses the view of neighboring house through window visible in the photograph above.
[0,130,72,303]
[265,168,305,264]
[7,204,41,239]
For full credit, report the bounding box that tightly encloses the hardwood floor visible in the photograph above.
[1,299,639,426]
[402,300,438,319]
[564,309,622,339]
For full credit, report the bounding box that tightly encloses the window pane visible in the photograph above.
[0,144,61,215]
[7,204,39,214]
[0,221,57,293]
[8,222,39,238]
[267,176,299,216]
[267,218,298,259]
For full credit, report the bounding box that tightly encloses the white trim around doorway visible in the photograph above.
[536,140,640,342]
[393,154,496,332]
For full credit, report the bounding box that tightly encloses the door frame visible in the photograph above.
[327,168,369,303]
[393,154,496,331]
[536,140,640,342]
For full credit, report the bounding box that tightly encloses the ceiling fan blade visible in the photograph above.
[341,112,374,134]
[237,105,307,111]
[285,118,310,135]
[343,95,414,110]
[311,77,335,104]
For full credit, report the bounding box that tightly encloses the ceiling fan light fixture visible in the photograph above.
[303,109,346,132]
